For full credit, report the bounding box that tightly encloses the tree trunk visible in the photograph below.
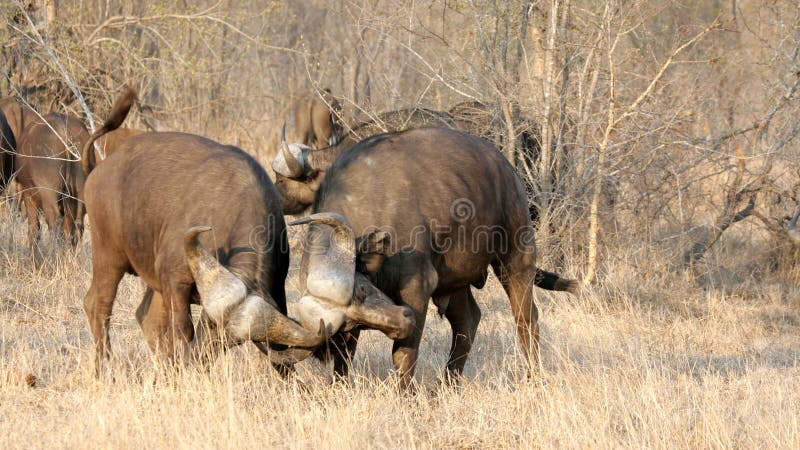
[538,0,560,205]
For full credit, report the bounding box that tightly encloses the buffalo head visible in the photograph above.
[272,124,326,214]
[184,226,327,348]
[289,213,415,340]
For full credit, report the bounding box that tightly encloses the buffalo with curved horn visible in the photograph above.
[80,87,326,373]
[290,128,578,388]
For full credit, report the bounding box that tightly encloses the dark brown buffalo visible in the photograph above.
[289,128,578,388]
[14,112,90,247]
[287,89,343,149]
[449,100,541,160]
[345,107,458,140]
[273,107,458,214]
[0,111,14,192]
[0,97,38,193]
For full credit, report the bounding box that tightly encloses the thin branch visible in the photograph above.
[616,17,724,126]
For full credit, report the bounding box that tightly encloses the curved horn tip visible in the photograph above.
[288,217,313,227]
[184,226,213,250]
[318,318,329,341]
[186,225,212,237]
[289,212,350,226]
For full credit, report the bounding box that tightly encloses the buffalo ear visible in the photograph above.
[356,229,391,279]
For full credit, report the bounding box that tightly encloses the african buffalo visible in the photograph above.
[287,89,343,149]
[0,97,38,193]
[0,111,14,192]
[448,100,541,161]
[289,127,578,388]
[15,112,90,248]
[273,107,458,215]
[345,107,458,140]
[78,87,327,371]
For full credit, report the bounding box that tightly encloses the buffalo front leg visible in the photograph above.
[190,310,226,366]
[329,330,361,381]
[391,263,437,390]
[135,288,170,355]
[84,264,125,375]
[137,282,194,364]
[440,287,481,383]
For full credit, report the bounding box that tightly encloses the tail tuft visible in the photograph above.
[534,268,579,294]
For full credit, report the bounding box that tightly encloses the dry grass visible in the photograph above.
[1,204,799,449]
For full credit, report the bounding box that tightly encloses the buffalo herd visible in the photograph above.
[1,86,578,389]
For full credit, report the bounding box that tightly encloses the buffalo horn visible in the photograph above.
[289,213,356,306]
[184,226,326,348]
[288,212,355,243]
[281,123,305,177]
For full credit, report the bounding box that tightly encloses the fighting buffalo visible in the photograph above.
[288,127,578,388]
[80,87,327,372]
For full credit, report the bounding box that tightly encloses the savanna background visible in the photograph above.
[1,0,800,447]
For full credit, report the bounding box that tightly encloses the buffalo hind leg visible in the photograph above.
[391,261,437,390]
[21,191,42,263]
[441,287,481,383]
[84,260,126,376]
[61,198,80,247]
[492,254,540,377]
[39,189,64,243]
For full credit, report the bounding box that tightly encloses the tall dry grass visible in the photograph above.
[1,202,799,449]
